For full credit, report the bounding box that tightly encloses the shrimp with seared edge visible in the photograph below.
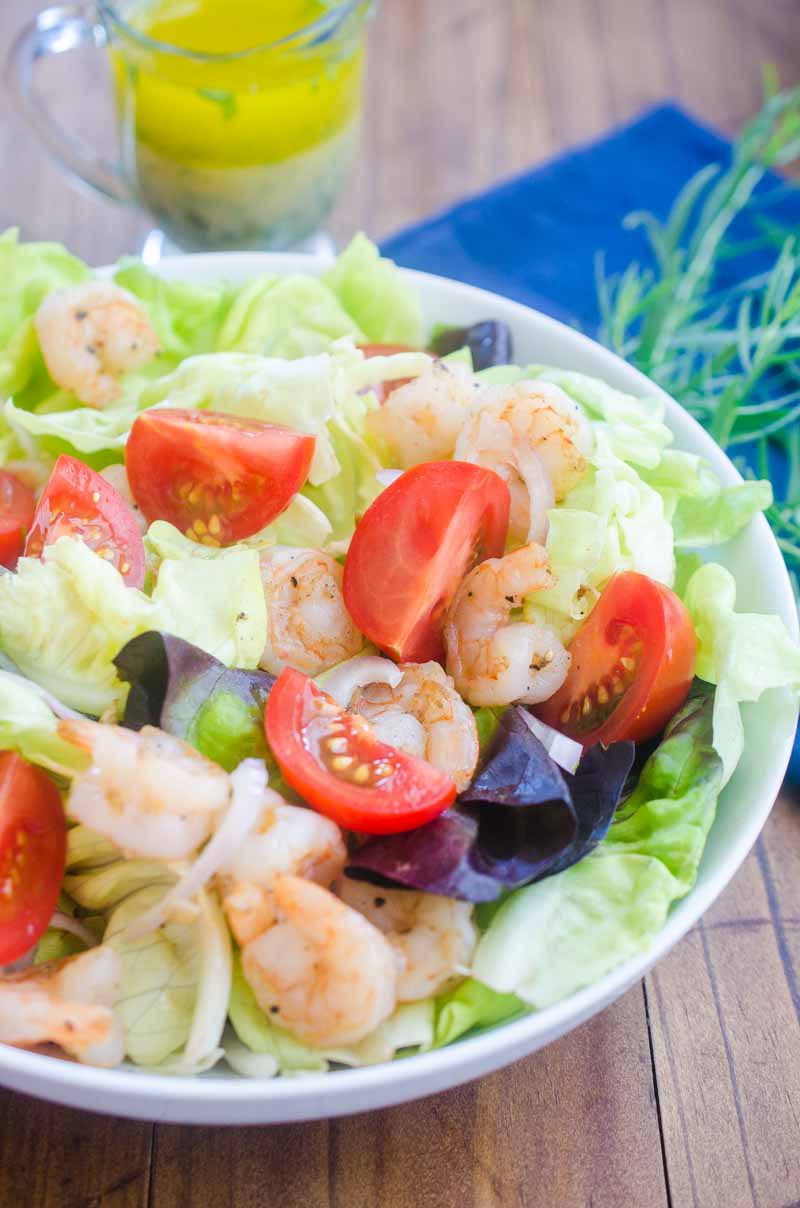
[455,379,592,544]
[351,661,479,792]
[216,788,347,945]
[59,720,230,861]
[0,946,124,1066]
[366,361,480,468]
[339,878,476,1001]
[259,546,363,677]
[241,875,398,1047]
[35,281,160,408]
[444,544,570,707]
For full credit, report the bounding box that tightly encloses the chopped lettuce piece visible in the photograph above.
[0,228,90,403]
[5,396,136,458]
[0,537,265,715]
[152,547,266,670]
[105,884,202,1068]
[672,479,772,548]
[322,233,423,346]
[218,273,363,357]
[684,562,800,780]
[434,977,525,1047]
[0,669,88,774]
[114,260,233,359]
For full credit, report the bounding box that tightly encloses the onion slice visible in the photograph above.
[126,758,268,939]
[518,709,583,773]
[318,654,404,708]
[0,669,84,721]
[49,911,98,949]
[376,468,404,489]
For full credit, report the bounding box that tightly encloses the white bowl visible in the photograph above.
[1,253,797,1124]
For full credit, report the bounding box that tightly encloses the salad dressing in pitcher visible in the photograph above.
[112,0,365,248]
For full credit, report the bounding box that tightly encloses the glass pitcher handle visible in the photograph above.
[5,3,132,205]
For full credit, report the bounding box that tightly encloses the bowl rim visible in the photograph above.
[1,251,796,1121]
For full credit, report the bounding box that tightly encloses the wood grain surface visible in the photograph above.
[0,2,799,1206]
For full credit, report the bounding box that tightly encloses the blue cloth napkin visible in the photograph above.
[380,103,800,780]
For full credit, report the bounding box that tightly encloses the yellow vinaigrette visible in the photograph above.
[113,0,366,247]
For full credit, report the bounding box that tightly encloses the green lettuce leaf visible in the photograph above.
[322,233,423,346]
[110,909,201,1068]
[472,690,723,1008]
[684,561,800,780]
[0,669,88,774]
[218,273,363,357]
[0,229,90,403]
[114,260,233,360]
[0,537,265,715]
[434,977,525,1047]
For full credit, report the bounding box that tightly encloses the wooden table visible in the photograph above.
[1,1,799,1204]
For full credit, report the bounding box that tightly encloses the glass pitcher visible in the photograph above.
[7,1,372,252]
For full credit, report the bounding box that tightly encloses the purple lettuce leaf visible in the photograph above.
[347,706,634,902]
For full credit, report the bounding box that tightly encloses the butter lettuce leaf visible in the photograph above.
[0,537,265,715]
[684,561,800,780]
[0,668,88,774]
[322,233,423,346]
[218,273,363,357]
[114,260,233,360]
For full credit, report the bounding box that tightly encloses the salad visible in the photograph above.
[0,229,798,1078]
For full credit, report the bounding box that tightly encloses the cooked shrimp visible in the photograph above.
[34,281,160,408]
[216,790,346,945]
[351,661,479,792]
[455,380,592,543]
[0,946,124,1066]
[366,361,480,468]
[338,878,476,1002]
[259,546,363,677]
[444,544,570,707]
[59,720,230,861]
[241,875,397,1047]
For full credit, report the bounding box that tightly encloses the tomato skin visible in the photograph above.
[126,408,315,545]
[536,571,697,746]
[343,461,510,664]
[24,455,145,588]
[265,669,456,835]
[0,470,35,569]
[0,752,66,965]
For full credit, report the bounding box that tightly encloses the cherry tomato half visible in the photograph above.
[343,461,510,663]
[0,752,67,966]
[24,454,145,588]
[125,408,316,545]
[265,668,456,834]
[0,470,35,569]
[536,571,697,745]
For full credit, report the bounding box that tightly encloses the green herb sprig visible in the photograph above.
[595,80,800,588]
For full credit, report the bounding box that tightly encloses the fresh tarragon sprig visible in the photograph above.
[595,79,800,586]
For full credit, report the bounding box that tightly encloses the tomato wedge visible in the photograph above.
[126,409,315,545]
[536,571,697,746]
[344,461,510,663]
[0,469,35,568]
[265,668,456,834]
[0,752,66,966]
[24,454,145,588]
